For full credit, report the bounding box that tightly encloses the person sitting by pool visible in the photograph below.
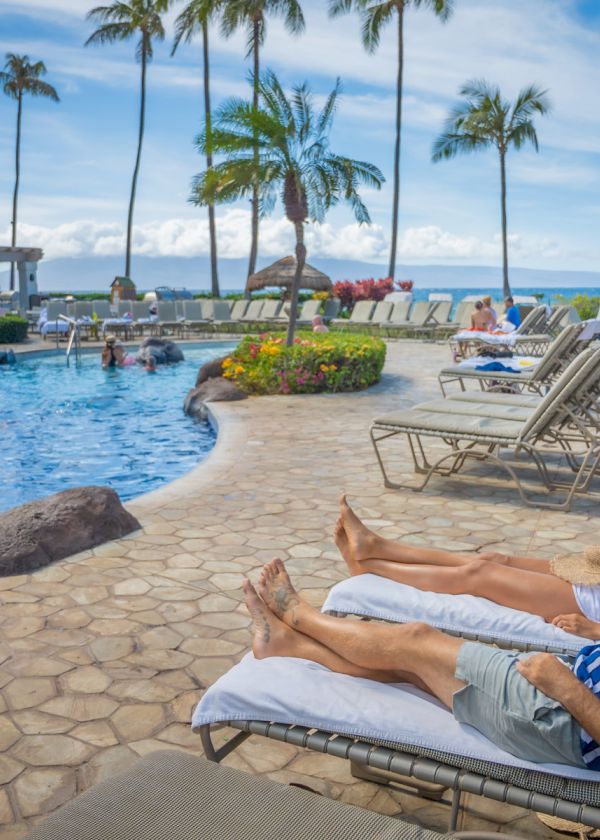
[312,315,329,333]
[497,296,521,332]
[334,495,600,639]
[246,559,600,770]
[469,300,495,331]
[481,295,497,328]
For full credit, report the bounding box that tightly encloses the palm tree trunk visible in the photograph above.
[245,18,261,299]
[387,4,404,282]
[499,147,511,298]
[286,221,306,347]
[125,44,147,280]
[10,92,23,292]
[203,19,219,298]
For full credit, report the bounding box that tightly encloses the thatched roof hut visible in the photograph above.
[247,256,331,293]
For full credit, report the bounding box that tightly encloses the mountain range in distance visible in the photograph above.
[1,255,599,292]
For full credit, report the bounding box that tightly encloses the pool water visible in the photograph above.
[0,342,236,512]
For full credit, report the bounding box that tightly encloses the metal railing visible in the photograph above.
[59,315,82,366]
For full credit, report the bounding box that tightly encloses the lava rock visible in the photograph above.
[136,337,184,365]
[195,355,228,387]
[184,378,247,420]
[0,487,140,576]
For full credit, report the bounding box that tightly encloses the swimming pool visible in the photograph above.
[0,341,236,513]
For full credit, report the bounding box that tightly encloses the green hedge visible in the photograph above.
[0,315,28,343]
[222,332,386,395]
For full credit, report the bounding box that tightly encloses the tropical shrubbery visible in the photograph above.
[558,294,600,321]
[332,278,414,310]
[0,315,28,343]
[221,332,386,395]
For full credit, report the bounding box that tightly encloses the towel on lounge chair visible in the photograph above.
[452,330,517,347]
[322,575,590,655]
[192,653,598,782]
[458,355,540,372]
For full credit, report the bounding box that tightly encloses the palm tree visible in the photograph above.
[220,0,305,294]
[0,54,59,291]
[329,0,453,282]
[192,71,384,345]
[85,0,168,280]
[172,0,221,297]
[432,79,551,298]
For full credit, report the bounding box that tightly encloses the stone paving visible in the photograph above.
[1,338,599,838]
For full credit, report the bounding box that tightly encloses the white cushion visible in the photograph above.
[322,575,589,655]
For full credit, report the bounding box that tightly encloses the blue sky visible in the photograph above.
[0,0,599,273]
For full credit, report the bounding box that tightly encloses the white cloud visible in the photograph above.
[3,213,574,265]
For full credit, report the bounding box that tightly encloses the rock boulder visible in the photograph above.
[136,337,184,365]
[0,487,140,577]
[195,355,228,387]
[184,378,247,420]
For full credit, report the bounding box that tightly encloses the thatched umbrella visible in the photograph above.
[247,256,331,296]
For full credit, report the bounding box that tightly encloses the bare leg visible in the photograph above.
[243,580,413,684]
[359,556,580,621]
[337,494,551,575]
[257,560,465,708]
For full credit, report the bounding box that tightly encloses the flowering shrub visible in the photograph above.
[221,332,386,395]
[311,291,330,301]
[333,277,394,309]
[398,280,414,292]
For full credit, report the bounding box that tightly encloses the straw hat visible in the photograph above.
[105,334,116,345]
[551,546,600,586]
[536,811,600,838]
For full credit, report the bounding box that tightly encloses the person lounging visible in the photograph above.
[333,495,600,638]
[245,558,600,770]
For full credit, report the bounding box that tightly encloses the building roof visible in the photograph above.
[111,276,136,288]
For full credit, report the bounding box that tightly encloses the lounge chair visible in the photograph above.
[323,297,341,320]
[295,299,322,324]
[444,302,473,331]
[450,306,552,358]
[156,301,183,336]
[323,575,591,656]
[260,299,283,320]
[380,301,411,333]
[46,300,68,321]
[195,656,600,832]
[370,348,600,510]
[241,300,265,321]
[438,323,589,396]
[211,300,233,328]
[369,300,394,326]
[404,301,440,336]
[180,300,209,335]
[24,749,509,840]
[429,300,452,329]
[230,299,249,321]
[332,300,375,329]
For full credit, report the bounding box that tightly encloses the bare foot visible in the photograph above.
[334,517,363,576]
[243,579,305,660]
[258,558,302,626]
[339,494,380,565]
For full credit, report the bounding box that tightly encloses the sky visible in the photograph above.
[0,0,599,277]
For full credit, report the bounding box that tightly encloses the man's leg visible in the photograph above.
[257,560,465,708]
[336,494,551,575]
[243,580,428,688]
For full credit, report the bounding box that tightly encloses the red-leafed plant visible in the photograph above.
[398,280,414,291]
[333,277,394,308]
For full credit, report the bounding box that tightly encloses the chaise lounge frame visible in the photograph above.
[198,720,600,831]
[370,349,600,511]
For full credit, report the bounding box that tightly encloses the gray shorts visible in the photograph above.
[452,642,585,767]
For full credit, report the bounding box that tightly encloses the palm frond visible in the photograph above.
[361,2,395,53]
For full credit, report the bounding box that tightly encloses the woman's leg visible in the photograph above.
[243,580,427,688]
[336,495,551,575]
[256,561,465,708]
[358,555,580,621]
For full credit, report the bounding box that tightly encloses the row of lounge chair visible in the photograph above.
[370,323,600,510]
[42,297,341,339]
[333,299,577,341]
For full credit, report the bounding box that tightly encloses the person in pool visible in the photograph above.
[101,336,135,368]
[334,495,600,639]
[245,559,600,770]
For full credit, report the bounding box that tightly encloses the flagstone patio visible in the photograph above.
[1,338,597,838]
